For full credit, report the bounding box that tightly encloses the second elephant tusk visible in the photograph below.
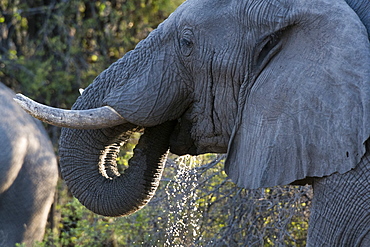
[14,94,127,129]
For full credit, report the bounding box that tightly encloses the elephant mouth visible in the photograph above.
[169,117,198,155]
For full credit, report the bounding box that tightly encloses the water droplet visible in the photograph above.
[165,155,200,246]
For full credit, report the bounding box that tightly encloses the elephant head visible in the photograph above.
[15,0,370,217]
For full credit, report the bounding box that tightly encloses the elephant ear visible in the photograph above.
[225,0,370,189]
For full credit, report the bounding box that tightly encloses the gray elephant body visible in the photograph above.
[309,151,370,246]
[14,0,370,245]
[0,83,58,246]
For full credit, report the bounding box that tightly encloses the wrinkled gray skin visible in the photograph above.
[57,0,369,246]
[0,83,58,246]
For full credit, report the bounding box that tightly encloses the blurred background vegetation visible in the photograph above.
[0,0,311,246]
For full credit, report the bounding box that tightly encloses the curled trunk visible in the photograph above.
[59,121,175,216]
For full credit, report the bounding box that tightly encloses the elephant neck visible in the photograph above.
[307,151,370,246]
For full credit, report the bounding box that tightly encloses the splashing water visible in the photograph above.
[165,155,200,246]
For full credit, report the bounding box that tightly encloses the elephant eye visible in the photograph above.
[179,29,194,57]
[180,38,193,48]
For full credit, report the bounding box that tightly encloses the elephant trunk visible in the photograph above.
[59,121,175,217]
[16,25,186,217]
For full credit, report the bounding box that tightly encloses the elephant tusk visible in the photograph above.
[14,94,128,129]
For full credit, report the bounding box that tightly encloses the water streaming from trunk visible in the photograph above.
[164,155,200,246]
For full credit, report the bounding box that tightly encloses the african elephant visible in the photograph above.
[0,83,58,246]
[14,0,370,245]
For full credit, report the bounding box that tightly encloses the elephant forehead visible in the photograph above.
[175,0,237,26]
[242,0,288,27]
